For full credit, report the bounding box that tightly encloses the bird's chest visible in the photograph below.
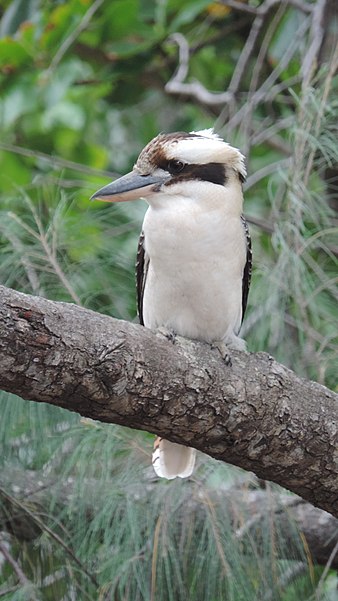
[148,212,220,263]
[141,204,246,341]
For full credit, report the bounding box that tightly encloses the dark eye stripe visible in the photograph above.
[187,163,226,185]
[163,162,227,186]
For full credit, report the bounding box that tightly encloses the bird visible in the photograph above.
[91,129,252,480]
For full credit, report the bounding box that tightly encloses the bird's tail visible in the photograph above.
[152,437,196,479]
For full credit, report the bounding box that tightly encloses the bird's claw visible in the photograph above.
[211,340,232,366]
[156,326,177,344]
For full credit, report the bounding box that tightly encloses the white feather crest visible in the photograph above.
[190,128,223,141]
[166,129,246,180]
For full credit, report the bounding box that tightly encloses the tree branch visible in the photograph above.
[0,285,337,517]
[165,33,234,106]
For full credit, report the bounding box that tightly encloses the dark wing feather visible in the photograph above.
[241,215,252,323]
[135,231,149,326]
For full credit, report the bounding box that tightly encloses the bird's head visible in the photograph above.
[91,129,246,206]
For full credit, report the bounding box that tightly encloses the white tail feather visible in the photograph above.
[152,437,196,479]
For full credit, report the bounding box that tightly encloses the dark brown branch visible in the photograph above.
[0,285,337,517]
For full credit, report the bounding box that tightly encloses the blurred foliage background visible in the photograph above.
[0,0,337,599]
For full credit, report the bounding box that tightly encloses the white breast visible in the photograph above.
[141,182,246,345]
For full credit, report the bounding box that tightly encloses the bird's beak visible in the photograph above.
[90,170,170,203]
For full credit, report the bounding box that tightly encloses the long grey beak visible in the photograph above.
[90,170,170,203]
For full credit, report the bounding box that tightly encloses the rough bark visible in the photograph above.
[1,467,337,569]
[0,285,337,517]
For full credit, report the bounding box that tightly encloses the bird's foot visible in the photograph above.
[156,326,177,344]
[211,340,232,366]
[211,335,247,367]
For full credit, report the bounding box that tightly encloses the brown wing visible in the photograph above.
[241,215,252,323]
[135,231,149,326]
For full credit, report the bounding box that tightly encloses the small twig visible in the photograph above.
[32,176,99,189]
[301,249,338,303]
[316,538,338,597]
[224,0,314,96]
[244,215,274,235]
[228,0,269,94]
[264,77,301,101]
[218,0,260,16]
[263,562,307,601]
[0,540,39,599]
[150,515,162,601]
[262,135,292,156]
[249,2,287,97]
[219,0,313,16]
[251,116,295,147]
[191,17,251,53]
[0,227,43,296]
[226,16,311,133]
[244,158,291,191]
[7,212,41,241]
[202,491,232,577]
[44,0,104,77]
[7,205,82,306]
[280,0,313,12]
[240,3,287,151]
[0,141,115,179]
[24,197,82,306]
[301,0,327,85]
[303,42,338,187]
[0,586,20,597]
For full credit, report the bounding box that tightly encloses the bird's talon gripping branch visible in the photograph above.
[91,128,252,479]
[211,341,232,366]
[155,326,177,344]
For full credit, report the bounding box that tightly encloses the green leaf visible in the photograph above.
[0,151,31,190]
[0,37,30,69]
[170,0,212,29]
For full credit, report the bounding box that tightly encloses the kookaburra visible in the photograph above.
[91,129,252,480]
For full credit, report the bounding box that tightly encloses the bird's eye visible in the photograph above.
[167,160,185,175]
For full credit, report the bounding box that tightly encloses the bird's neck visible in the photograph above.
[143,184,244,265]
[145,179,243,218]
